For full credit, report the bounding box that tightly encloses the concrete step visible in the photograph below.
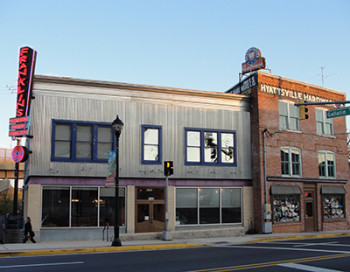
[5,229,24,244]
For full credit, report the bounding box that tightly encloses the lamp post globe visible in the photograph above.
[111,115,124,247]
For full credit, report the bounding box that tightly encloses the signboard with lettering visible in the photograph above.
[16,46,37,117]
[9,46,37,140]
[227,73,258,94]
[242,47,266,75]
[259,84,335,104]
[105,151,116,187]
[326,107,350,119]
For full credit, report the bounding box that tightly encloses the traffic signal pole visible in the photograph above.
[165,175,169,233]
[162,161,173,241]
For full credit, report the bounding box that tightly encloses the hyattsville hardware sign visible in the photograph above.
[260,84,335,103]
[9,46,37,139]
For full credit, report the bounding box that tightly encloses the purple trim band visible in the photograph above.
[28,176,252,187]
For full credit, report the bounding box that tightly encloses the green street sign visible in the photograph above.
[326,107,350,118]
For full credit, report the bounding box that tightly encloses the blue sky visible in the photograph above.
[1,0,350,148]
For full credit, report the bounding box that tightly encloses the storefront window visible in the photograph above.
[273,195,300,223]
[176,188,198,225]
[323,195,345,219]
[42,186,70,227]
[42,186,126,228]
[99,187,125,227]
[222,188,241,223]
[200,188,220,224]
[176,187,241,225]
[71,187,98,227]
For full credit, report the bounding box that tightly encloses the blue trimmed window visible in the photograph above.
[51,120,114,163]
[141,125,162,164]
[185,128,236,166]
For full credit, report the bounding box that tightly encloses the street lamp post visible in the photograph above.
[111,115,124,247]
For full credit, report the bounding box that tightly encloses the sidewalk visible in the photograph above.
[1,230,350,257]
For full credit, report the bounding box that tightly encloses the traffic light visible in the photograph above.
[164,161,174,176]
[299,99,309,120]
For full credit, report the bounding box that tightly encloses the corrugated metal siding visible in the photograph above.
[27,78,252,180]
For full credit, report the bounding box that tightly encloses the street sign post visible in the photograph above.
[326,107,350,119]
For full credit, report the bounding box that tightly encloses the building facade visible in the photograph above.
[23,75,253,241]
[228,71,350,234]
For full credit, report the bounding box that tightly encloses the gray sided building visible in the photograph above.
[23,75,253,241]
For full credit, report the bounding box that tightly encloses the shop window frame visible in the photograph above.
[184,128,237,166]
[175,187,242,226]
[41,186,126,228]
[51,120,115,163]
[280,146,302,177]
[272,194,301,224]
[278,100,300,132]
[318,150,336,178]
[141,125,162,165]
[322,194,345,221]
[316,108,334,136]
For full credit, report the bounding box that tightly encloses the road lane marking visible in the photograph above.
[223,244,350,254]
[186,253,350,272]
[0,261,84,269]
[279,263,344,272]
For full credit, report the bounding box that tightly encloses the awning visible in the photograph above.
[321,186,346,194]
[271,185,301,195]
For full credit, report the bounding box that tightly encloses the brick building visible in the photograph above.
[228,71,350,233]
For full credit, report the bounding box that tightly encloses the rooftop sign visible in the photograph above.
[242,47,266,75]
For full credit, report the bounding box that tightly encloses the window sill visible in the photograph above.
[279,129,302,134]
[316,134,336,138]
[273,221,301,225]
[323,218,346,223]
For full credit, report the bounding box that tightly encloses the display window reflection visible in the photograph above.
[323,195,345,219]
[42,186,70,227]
[42,186,126,228]
[176,188,241,225]
[273,195,300,223]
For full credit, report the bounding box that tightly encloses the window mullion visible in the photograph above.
[71,124,77,160]
[200,131,204,165]
[197,189,200,225]
[92,125,98,161]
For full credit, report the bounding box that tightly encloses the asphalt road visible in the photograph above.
[2,236,350,271]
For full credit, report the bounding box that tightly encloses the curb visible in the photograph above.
[241,232,350,244]
[0,243,210,258]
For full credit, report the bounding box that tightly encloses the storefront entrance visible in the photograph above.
[304,187,317,232]
[135,187,165,233]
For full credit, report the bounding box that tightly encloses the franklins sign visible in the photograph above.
[260,84,335,103]
[9,46,37,139]
[16,46,37,117]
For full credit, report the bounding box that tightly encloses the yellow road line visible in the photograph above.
[0,243,209,258]
[187,253,350,272]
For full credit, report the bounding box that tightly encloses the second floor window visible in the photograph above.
[281,147,301,176]
[316,109,333,136]
[185,128,236,166]
[279,101,299,131]
[141,125,162,164]
[52,120,113,162]
[318,151,335,178]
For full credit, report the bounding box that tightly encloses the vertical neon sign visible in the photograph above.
[16,46,37,117]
